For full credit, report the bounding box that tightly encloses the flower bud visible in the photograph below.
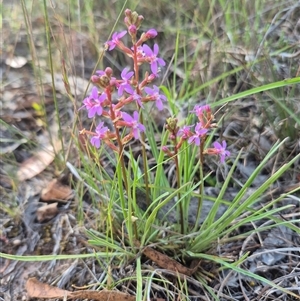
[129,24,137,35]
[124,9,131,17]
[136,15,144,29]
[105,67,113,77]
[93,68,113,88]
[169,134,176,140]
[128,24,137,43]
[131,11,139,24]
[124,16,130,27]
[148,73,156,82]
[166,117,178,132]
[91,75,100,84]
[98,75,110,89]
[124,9,143,30]
[145,29,157,39]
[162,145,173,157]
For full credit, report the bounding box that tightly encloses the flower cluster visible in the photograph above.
[163,105,230,163]
[80,9,230,165]
[80,9,166,150]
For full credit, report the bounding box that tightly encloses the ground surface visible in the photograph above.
[1,1,300,301]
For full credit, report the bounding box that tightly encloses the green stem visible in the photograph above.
[194,136,206,228]
[107,89,138,239]
[133,44,150,207]
[174,149,184,234]
[111,119,128,191]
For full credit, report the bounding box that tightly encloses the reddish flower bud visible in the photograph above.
[124,17,130,27]
[145,29,157,39]
[105,67,113,77]
[169,134,176,140]
[124,9,143,30]
[148,73,156,82]
[124,9,131,17]
[162,145,173,157]
[129,24,137,35]
[91,75,100,84]
[136,15,144,28]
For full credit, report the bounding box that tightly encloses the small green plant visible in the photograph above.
[79,9,231,237]
[75,9,300,299]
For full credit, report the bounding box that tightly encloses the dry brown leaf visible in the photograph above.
[36,203,59,222]
[17,139,62,182]
[26,277,166,300]
[143,247,198,276]
[41,179,73,202]
[26,277,137,300]
[26,277,70,299]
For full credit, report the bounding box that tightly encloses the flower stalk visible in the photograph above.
[80,8,231,238]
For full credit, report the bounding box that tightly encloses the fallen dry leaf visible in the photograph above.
[26,277,69,299]
[41,179,73,202]
[36,203,59,222]
[17,136,62,182]
[26,277,165,300]
[143,247,198,276]
[26,277,136,300]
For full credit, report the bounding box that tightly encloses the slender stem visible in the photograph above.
[174,147,184,234]
[107,88,138,239]
[107,89,128,191]
[140,117,150,205]
[133,44,150,207]
[194,136,206,227]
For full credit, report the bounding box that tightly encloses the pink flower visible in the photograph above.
[128,90,143,107]
[142,44,165,75]
[144,85,167,110]
[90,122,109,148]
[117,67,134,96]
[191,104,211,116]
[106,31,127,51]
[177,125,193,139]
[188,123,208,146]
[83,87,106,118]
[121,111,145,139]
[212,140,230,163]
[191,104,213,128]
[134,45,145,57]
